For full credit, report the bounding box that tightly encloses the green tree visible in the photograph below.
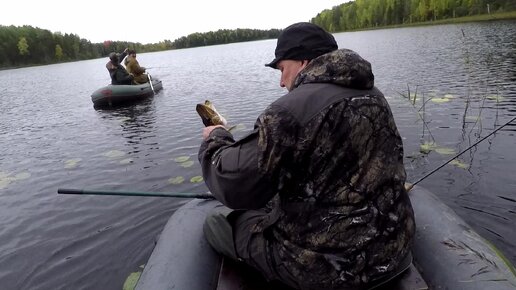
[17,36,29,56]
[55,44,63,61]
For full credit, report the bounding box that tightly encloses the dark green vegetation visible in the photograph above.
[311,0,516,31]
[1,0,515,69]
[0,26,280,69]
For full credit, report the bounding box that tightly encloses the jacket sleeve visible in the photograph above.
[198,127,277,209]
[132,60,146,75]
[119,51,128,62]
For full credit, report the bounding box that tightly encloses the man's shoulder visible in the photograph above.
[268,83,385,125]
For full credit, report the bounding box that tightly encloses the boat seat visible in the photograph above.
[217,258,428,290]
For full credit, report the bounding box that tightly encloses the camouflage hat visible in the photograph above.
[265,22,338,69]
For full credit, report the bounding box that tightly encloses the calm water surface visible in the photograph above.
[1,20,515,290]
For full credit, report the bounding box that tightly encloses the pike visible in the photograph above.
[196,100,228,127]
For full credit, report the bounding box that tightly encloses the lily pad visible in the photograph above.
[174,156,190,163]
[0,171,31,189]
[102,150,125,158]
[420,142,438,154]
[0,179,11,189]
[14,172,31,180]
[119,158,133,165]
[179,160,195,168]
[487,95,504,102]
[190,176,204,183]
[168,176,185,184]
[435,147,456,155]
[431,97,450,103]
[64,158,82,169]
[450,159,469,169]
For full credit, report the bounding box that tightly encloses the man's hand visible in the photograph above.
[203,125,225,140]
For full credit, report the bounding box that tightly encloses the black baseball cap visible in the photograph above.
[265,22,338,69]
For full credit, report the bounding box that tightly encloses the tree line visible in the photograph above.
[311,0,515,31]
[0,25,280,69]
[2,0,515,69]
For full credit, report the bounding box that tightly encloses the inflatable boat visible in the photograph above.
[90,79,163,108]
[135,186,516,290]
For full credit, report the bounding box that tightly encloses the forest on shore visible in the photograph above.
[1,0,515,69]
[311,0,515,31]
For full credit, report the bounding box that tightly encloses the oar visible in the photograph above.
[406,116,516,191]
[148,73,155,95]
[58,188,214,199]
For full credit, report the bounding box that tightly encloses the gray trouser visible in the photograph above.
[203,205,293,286]
[203,204,240,261]
[203,204,413,290]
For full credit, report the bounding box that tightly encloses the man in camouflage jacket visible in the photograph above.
[199,22,415,290]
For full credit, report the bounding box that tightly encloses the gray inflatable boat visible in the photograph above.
[135,186,516,290]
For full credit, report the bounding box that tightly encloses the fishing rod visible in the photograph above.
[406,116,516,191]
[58,188,214,199]
[59,117,514,197]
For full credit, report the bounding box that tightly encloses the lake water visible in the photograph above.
[1,20,515,289]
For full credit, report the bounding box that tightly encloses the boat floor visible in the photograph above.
[217,258,428,290]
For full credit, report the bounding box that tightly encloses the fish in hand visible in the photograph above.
[196,100,228,127]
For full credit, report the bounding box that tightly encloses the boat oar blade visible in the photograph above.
[57,188,214,199]
[148,73,155,94]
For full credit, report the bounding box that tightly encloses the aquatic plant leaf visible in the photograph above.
[102,150,125,158]
[190,176,204,183]
[435,147,456,155]
[450,159,469,169]
[420,142,438,154]
[14,172,31,180]
[122,271,142,290]
[119,158,133,165]
[64,158,82,169]
[179,160,195,168]
[0,179,12,189]
[444,94,455,99]
[174,156,190,163]
[486,95,504,102]
[168,176,185,184]
[431,97,450,103]
[0,171,31,189]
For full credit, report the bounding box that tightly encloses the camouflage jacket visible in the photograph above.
[199,49,415,289]
[124,55,146,76]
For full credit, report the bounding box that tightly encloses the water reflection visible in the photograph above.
[94,99,158,154]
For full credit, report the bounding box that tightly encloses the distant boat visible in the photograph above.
[90,79,163,108]
[135,185,516,290]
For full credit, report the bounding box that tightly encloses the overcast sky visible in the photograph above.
[2,0,347,44]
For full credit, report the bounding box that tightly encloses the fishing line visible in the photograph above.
[407,116,516,191]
